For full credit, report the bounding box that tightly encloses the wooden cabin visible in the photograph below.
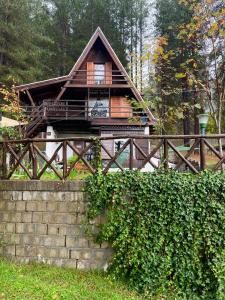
[15,27,156,165]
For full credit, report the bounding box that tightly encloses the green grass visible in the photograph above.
[11,169,90,180]
[0,259,142,300]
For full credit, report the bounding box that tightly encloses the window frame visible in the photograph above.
[94,63,105,84]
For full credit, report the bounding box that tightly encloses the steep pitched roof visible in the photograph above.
[15,75,69,91]
[68,27,155,120]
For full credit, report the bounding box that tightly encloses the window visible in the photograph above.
[114,139,129,153]
[89,98,109,118]
[94,64,105,84]
[113,138,131,168]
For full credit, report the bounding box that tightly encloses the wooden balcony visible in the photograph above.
[24,100,148,122]
[67,70,130,87]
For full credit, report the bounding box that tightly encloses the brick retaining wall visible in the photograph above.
[0,181,112,269]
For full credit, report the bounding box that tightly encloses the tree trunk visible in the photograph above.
[182,80,191,146]
[139,0,143,92]
[130,8,134,81]
[134,2,138,88]
[218,108,223,157]
[183,110,190,145]
[193,92,199,134]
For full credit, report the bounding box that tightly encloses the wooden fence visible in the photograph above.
[0,135,225,180]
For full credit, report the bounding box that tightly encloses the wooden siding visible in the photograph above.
[111,97,132,118]
[87,62,94,84]
[105,62,112,84]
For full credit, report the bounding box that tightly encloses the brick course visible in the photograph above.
[0,181,112,269]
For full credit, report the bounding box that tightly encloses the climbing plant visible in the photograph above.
[86,171,225,299]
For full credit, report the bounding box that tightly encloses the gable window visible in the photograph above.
[94,64,105,84]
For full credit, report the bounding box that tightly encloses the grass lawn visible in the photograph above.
[0,259,142,300]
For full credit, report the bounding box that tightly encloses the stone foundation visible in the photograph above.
[0,181,112,269]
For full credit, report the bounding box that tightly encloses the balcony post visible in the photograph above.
[109,88,111,118]
[43,102,47,118]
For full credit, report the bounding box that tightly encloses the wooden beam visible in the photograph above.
[54,86,66,103]
[167,140,198,174]
[66,84,131,88]
[15,76,69,91]
[26,90,35,107]
[54,80,72,103]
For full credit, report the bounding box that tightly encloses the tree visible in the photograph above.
[178,0,225,153]
[0,0,149,85]
[154,0,201,138]
[0,0,51,84]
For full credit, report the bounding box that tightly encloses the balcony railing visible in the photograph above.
[23,100,148,121]
[69,70,128,86]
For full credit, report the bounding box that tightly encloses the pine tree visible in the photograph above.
[0,0,150,85]
[155,0,201,136]
[0,0,50,84]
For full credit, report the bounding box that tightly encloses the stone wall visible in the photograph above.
[0,181,112,269]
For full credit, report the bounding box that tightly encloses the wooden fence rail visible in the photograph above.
[0,135,225,180]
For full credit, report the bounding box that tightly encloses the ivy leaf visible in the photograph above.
[175,73,186,79]
[176,111,184,119]
[86,171,225,298]
[194,103,201,109]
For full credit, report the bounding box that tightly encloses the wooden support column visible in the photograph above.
[16,91,20,103]
[26,90,35,107]
[54,78,72,103]
[109,88,111,118]
[87,87,90,120]
[0,142,6,179]
[54,86,66,103]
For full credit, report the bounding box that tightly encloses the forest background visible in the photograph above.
[0,0,224,135]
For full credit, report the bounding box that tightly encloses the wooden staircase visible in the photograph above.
[23,103,46,138]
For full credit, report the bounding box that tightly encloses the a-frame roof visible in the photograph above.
[68,28,155,120]
[15,27,156,121]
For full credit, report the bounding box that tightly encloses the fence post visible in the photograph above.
[130,138,134,170]
[163,138,168,170]
[63,141,67,179]
[0,141,6,179]
[200,137,206,171]
[93,138,101,172]
[30,142,38,180]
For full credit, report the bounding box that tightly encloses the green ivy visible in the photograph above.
[86,171,225,299]
[0,126,22,140]
[91,138,102,171]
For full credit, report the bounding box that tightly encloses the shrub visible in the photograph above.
[86,171,225,299]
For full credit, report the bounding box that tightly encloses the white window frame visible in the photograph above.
[94,64,105,84]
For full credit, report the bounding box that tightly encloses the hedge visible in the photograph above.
[86,171,225,299]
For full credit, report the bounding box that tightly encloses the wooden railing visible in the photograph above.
[0,135,225,180]
[69,70,128,86]
[23,103,46,137]
[23,100,147,121]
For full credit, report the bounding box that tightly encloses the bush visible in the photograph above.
[86,171,225,299]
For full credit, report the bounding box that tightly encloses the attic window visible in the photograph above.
[94,64,105,84]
